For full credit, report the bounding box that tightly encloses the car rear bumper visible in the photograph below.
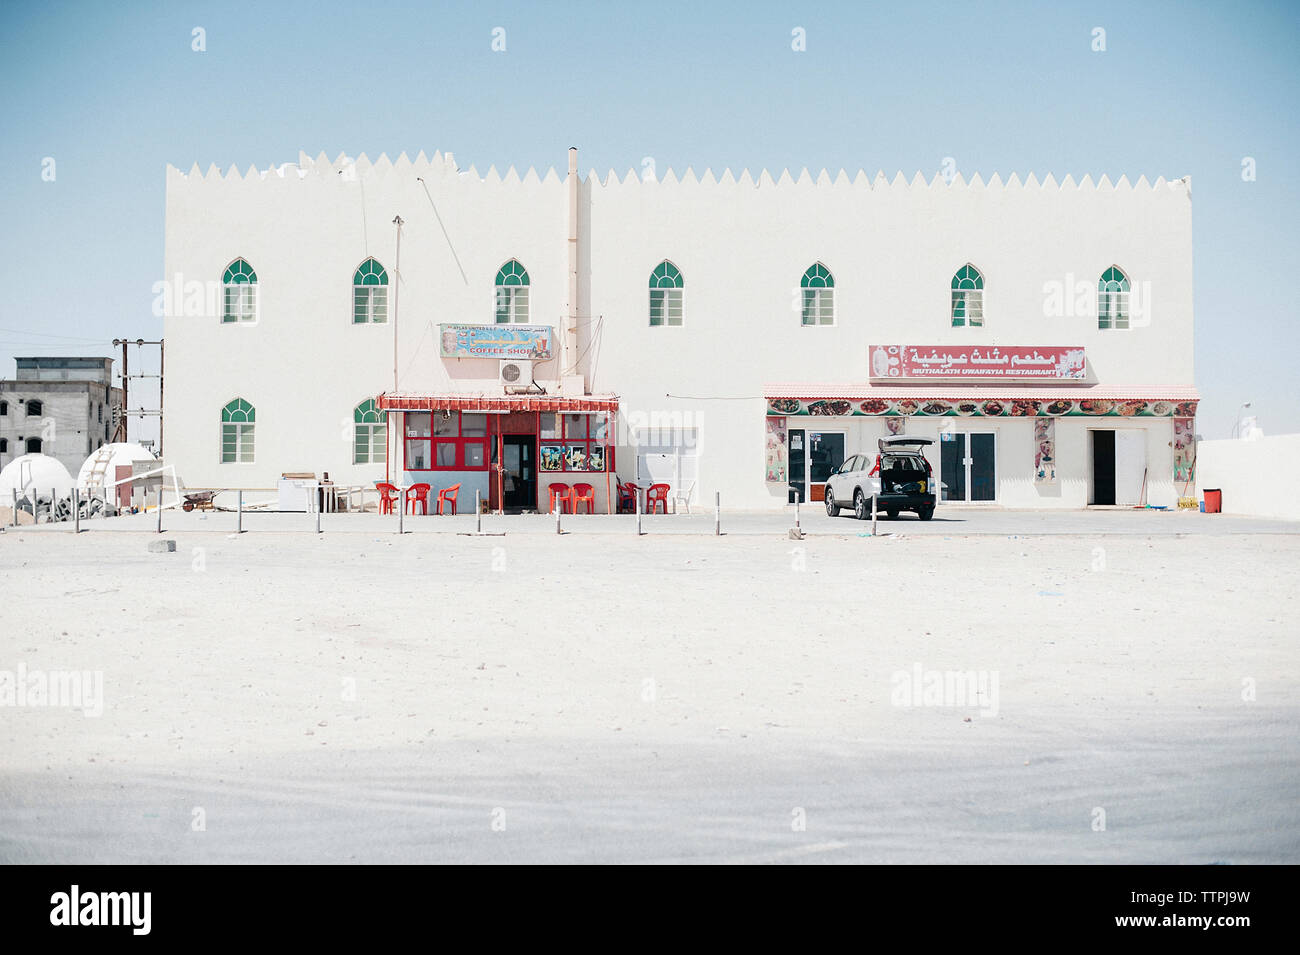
[877,492,936,511]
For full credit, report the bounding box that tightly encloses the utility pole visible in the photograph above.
[112,338,164,450]
[114,339,129,442]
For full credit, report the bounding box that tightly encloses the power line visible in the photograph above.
[0,327,116,343]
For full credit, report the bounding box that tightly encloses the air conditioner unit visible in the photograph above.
[499,359,532,391]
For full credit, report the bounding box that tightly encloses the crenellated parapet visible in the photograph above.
[166,151,1190,196]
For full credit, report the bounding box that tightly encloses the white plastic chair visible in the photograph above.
[672,480,696,514]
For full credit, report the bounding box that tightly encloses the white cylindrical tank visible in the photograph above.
[0,453,75,506]
[76,442,157,490]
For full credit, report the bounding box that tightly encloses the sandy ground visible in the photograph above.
[1,517,1297,863]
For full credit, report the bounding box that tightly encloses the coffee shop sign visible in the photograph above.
[440,324,554,360]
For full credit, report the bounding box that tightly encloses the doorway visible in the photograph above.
[787,428,845,503]
[940,432,996,502]
[500,434,536,511]
[1090,429,1145,505]
[1090,430,1115,504]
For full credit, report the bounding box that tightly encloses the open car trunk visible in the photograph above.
[879,455,930,496]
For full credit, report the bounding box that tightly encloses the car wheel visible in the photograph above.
[825,490,840,517]
[854,490,869,520]
[885,509,899,520]
[918,504,935,521]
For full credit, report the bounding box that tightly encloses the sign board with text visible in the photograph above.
[440,324,554,360]
[870,345,1086,380]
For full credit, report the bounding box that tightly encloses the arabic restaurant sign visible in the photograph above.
[440,324,554,360]
[870,345,1086,380]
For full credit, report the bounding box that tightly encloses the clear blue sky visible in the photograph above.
[2,0,1297,439]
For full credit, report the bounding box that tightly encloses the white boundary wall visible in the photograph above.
[1196,434,1300,521]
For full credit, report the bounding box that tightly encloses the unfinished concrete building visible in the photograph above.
[0,357,122,476]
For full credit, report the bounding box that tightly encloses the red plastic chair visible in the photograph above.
[376,482,400,515]
[617,481,639,514]
[572,483,595,514]
[406,483,431,515]
[645,483,670,514]
[437,483,461,515]
[548,482,572,514]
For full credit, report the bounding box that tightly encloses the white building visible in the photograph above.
[162,149,1198,512]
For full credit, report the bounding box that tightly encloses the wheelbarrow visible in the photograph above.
[181,491,217,512]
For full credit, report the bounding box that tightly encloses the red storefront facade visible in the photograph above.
[376,392,620,513]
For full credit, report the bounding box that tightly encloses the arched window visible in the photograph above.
[26,399,43,416]
[1098,266,1130,329]
[951,265,984,327]
[800,263,835,326]
[494,260,530,324]
[649,261,684,326]
[353,398,387,464]
[0,438,7,453]
[353,258,389,324]
[26,437,41,454]
[222,258,258,324]
[220,398,255,463]
[0,400,7,416]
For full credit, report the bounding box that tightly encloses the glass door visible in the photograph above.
[969,433,996,501]
[940,433,966,502]
[806,431,846,502]
[500,434,535,510]
[788,428,806,504]
[940,432,996,502]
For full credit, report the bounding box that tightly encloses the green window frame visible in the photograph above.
[494,259,530,324]
[222,258,258,324]
[353,258,389,324]
[800,263,835,326]
[951,264,984,327]
[649,261,684,326]
[353,398,387,464]
[1098,266,1130,329]
[220,398,255,463]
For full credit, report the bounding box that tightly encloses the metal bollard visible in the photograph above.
[315,484,322,533]
[636,489,642,536]
[714,491,721,536]
[73,488,80,534]
[51,487,56,524]
[476,489,481,534]
[10,489,16,526]
[555,499,562,535]
[237,490,243,534]
[156,485,163,533]
[795,490,801,535]
[398,492,405,535]
[871,493,878,536]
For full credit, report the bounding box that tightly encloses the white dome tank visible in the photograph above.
[76,442,157,490]
[0,453,75,506]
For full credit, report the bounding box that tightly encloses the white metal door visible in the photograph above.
[1114,430,1146,505]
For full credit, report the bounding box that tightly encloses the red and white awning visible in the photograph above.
[377,392,619,413]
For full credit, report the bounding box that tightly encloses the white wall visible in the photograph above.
[1196,434,1300,521]
[163,152,1195,505]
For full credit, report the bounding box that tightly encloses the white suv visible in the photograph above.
[824,437,937,521]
